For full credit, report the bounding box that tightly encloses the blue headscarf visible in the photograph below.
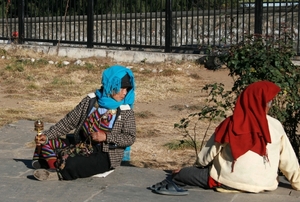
[95,65,135,109]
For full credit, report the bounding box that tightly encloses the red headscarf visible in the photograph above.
[214,81,281,168]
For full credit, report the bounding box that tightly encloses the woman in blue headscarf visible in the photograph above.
[32,65,136,181]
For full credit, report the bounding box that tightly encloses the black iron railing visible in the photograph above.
[0,0,299,55]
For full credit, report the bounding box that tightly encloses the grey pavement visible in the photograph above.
[0,120,299,202]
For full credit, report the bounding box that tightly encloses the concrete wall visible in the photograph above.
[0,43,201,64]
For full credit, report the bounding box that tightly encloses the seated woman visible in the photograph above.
[150,81,300,195]
[32,65,136,181]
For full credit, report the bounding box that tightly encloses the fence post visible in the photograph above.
[87,0,94,48]
[18,0,25,44]
[298,3,300,56]
[254,0,263,35]
[165,0,172,53]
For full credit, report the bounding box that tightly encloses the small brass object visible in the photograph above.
[34,120,44,135]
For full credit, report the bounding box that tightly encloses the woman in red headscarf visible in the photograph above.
[150,81,300,195]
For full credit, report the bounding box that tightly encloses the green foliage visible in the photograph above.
[174,103,228,161]
[4,0,295,19]
[225,34,300,159]
[175,34,300,162]
[164,139,201,150]
[5,62,24,72]
[5,0,241,18]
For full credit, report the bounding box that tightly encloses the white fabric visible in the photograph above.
[92,169,114,178]
[120,104,131,110]
[198,115,300,193]
[87,92,96,98]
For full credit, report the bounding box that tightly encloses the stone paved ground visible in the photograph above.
[0,120,299,202]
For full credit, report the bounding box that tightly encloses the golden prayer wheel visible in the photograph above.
[34,120,44,153]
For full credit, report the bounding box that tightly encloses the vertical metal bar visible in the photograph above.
[254,0,263,34]
[284,0,288,41]
[60,0,62,41]
[73,0,76,41]
[185,0,188,46]
[180,1,183,47]
[223,0,227,45]
[191,1,194,47]
[87,0,94,48]
[154,1,158,46]
[219,0,226,45]
[51,1,53,41]
[95,1,98,43]
[278,1,282,39]
[83,1,86,43]
[248,0,251,36]
[113,0,117,44]
[236,0,239,43]
[272,0,275,38]
[149,1,153,46]
[38,0,41,39]
[265,0,269,36]
[139,0,142,46]
[196,2,199,48]
[67,0,71,41]
[105,1,108,43]
[33,1,37,39]
[24,0,27,39]
[99,1,102,43]
[165,0,172,52]
[8,1,12,39]
[213,0,216,46]
[172,1,177,47]
[77,0,81,43]
[207,0,210,45]
[42,2,48,39]
[129,0,132,46]
[238,0,245,41]
[290,1,294,41]
[134,1,137,46]
[124,0,127,45]
[53,0,56,42]
[298,1,300,55]
[144,1,147,45]
[218,0,222,46]
[110,1,113,43]
[160,1,163,47]
[120,0,123,45]
[230,0,233,44]
[18,0,24,44]
[1,2,3,38]
[201,1,205,47]
[47,1,50,41]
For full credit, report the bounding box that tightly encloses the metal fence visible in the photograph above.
[0,0,299,55]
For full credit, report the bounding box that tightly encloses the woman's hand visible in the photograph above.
[91,131,107,142]
[172,169,181,174]
[34,134,48,146]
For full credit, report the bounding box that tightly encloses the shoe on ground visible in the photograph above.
[33,169,59,181]
[32,160,41,169]
[31,159,50,169]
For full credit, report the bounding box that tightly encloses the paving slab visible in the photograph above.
[0,120,299,202]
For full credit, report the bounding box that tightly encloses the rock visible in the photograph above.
[74,60,82,65]
[63,61,70,66]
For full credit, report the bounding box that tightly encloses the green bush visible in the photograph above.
[225,34,300,161]
[175,34,300,162]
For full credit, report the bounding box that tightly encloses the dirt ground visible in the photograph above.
[0,50,234,171]
[128,67,234,170]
